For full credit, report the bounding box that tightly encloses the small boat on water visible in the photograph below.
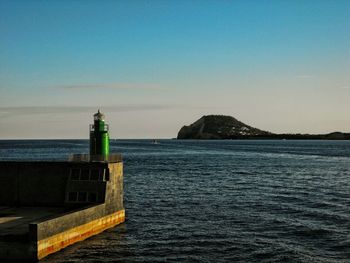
[152,139,159,144]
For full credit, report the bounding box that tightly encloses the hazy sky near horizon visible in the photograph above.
[0,0,349,138]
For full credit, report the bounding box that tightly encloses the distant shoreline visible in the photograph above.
[177,133,350,140]
[1,138,350,141]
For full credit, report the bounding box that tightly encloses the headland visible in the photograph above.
[177,115,350,140]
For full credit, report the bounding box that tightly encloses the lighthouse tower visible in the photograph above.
[90,109,110,156]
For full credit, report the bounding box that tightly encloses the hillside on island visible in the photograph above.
[177,115,350,140]
[177,115,272,139]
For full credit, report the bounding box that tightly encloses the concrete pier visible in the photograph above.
[0,157,125,261]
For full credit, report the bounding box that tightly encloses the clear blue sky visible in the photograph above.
[0,0,349,138]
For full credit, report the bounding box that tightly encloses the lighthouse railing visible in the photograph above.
[89,124,109,132]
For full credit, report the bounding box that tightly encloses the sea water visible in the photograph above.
[0,140,349,262]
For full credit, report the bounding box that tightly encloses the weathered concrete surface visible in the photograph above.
[35,208,125,259]
[105,162,124,214]
[30,204,107,240]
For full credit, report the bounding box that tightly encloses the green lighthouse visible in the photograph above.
[90,109,109,156]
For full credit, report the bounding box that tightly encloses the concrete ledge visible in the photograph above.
[30,204,107,240]
[30,207,125,260]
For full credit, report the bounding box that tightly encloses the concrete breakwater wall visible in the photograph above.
[0,162,70,206]
[31,204,125,259]
[0,160,125,260]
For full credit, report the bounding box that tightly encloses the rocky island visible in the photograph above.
[177,115,350,140]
